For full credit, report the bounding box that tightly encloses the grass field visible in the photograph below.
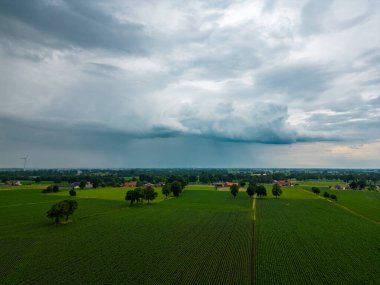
[311,188,380,223]
[1,183,379,284]
[52,186,168,203]
[296,180,345,187]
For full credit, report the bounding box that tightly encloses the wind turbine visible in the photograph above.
[20,155,28,171]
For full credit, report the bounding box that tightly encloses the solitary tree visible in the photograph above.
[230,184,239,198]
[142,186,158,204]
[256,185,267,198]
[311,187,320,195]
[330,194,338,202]
[125,188,142,205]
[47,200,78,224]
[161,184,171,199]
[69,189,76,196]
[272,184,282,198]
[246,185,255,198]
[171,181,183,197]
[323,192,330,198]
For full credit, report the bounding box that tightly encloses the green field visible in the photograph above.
[0,186,252,285]
[1,183,379,284]
[255,187,380,284]
[296,180,345,187]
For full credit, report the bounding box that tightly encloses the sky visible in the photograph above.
[0,0,379,168]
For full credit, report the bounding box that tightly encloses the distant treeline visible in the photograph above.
[1,169,379,186]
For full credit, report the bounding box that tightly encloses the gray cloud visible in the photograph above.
[0,0,379,167]
[301,0,333,36]
[256,63,334,99]
[0,0,147,53]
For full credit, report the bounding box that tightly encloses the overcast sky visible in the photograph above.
[0,0,379,168]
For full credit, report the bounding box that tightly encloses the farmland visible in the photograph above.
[1,181,379,284]
[0,186,252,285]
[255,186,380,284]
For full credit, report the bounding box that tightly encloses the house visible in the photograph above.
[213,182,238,188]
[122,181,137,188]
[5,180,22,186]
[335,184,346,190]
[68,182,81,189]
[213,182,225,187]
[273,180,292,187]
[85,182,93,189]
[143,182,165,187]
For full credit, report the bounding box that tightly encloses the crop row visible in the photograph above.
[254,187,380,285]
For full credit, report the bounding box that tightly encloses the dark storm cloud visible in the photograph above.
[0,0,146,53]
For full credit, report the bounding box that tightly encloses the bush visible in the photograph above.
[323,192,330,198]
[42,185,60,194]
[330,194,338,202]
[312,187,320,194]
[69,189,76,196]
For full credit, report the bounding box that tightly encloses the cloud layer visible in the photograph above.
[0,0,379,167]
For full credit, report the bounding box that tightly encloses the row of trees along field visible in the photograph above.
[230,183,283,198]
[312,187,338,201]
[126,181,185,205]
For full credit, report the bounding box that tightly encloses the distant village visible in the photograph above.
[1,179,372,191]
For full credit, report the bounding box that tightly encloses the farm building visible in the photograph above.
[68,182,81,189]
[122,181,137,188]
[5,180,22,186]
[273,180,292,187]
[143,182,165,187]
[85,182,93,189]
[334,184,349,190]
[213,182,238,187]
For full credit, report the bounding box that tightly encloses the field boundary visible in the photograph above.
[0,200,62,208]
[251,197,256,285]
[299,187,380,225]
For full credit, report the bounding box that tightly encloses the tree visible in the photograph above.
[256,185,267,198]
[142,186,158,204]
[272,184,282,198]
[79,181,86,189]
[311,187,320,195]
[52,185,59,193]
[171,181,183,197]
[349,181,358,190]
[246,185,255,198]
[161,184,171,199]
[358,180,367,190]
[330,194,338,202]
[47,200,78,224]
[92,179,99,189]
[239,181,246,187]
[69,189,76,196]
[230,184,239,198]
[323,192,330,198]
[368,184,376,191]
[125,188,142,205]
